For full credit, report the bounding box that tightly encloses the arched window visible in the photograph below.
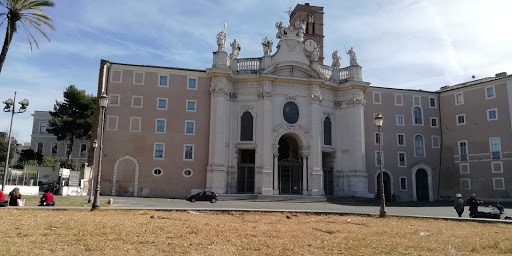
[414,135,425,156]
[413,107,422,124]
[240,111,253,141]
[323,117,332,145]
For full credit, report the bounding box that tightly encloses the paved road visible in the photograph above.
[106,196,512,221]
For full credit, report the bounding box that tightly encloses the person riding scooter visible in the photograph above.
[38,189,55,206]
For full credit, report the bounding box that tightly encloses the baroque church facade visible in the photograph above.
[90,3,511,201]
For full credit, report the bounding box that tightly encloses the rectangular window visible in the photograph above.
[491,161,503,173]
[398,152,406,167]
[486,86,495,99]
[374,132,382,145]
[493,178,505,190]
[184,145,194,160]
[188,77,197,90]
[375,151,383,166]
[51,143,58,156]
[185,121,195,134]
[155,119,166,133]
[132,96,143,108]
[400,177,407,191]
[395,94,403,106]
[133,71,145,85]
[430,117,438,127]
[39,121,47,134]
[373,92,381,104]
[456,114,465,125]
[413,96,421,106]
[154,143,164,159]
[109,94,120,106]
[65,143,71,157]
[80,144,87,158]
[157,98,168,110]
[459,141,468,161]
[490,137,501,159]
[460,178,471,190]
[186,100,196,112]
[37,142,43,154]
[397,134,405,146]
[130,117,141,132]
[429,97,437,108]
[396,115,404,125]
[455,93,464,105]
[487,109,497,120]
[432,136,440,148]
[110,69,122,83]
[460,163,469,174]
[159,75,169,87]
[106,115,119,131]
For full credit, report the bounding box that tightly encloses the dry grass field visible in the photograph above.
[1,209,511,255]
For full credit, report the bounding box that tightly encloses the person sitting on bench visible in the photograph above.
[0,190,8,207]
[39,189,55,206]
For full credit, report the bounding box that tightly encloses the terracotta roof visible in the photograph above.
[104,59,206,73]
[437,74,511,92]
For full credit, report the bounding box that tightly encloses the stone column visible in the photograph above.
[309,85,324,196]
[300,148,310,195]
[273,145,279,195]
[206,77,230,194]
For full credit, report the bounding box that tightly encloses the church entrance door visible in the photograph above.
[278,134,302,195]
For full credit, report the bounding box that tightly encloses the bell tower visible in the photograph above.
[289,3,325,64]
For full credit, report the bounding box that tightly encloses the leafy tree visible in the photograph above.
[0,135,15,166]
[59,159,75,170]
[0,0,55,73]
[41,156,57,166]
[18,148,42,163]
[48,85,96,160]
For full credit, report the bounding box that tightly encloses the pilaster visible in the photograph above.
[206,77,231,193]
[257,80,274,195]
[309,85,324,196]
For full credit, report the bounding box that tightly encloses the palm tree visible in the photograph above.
[0,0,55,74]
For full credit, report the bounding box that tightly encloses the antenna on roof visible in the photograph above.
[285,7,292,17]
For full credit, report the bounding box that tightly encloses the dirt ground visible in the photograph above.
[1,209,511,255]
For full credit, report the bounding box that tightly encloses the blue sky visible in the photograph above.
[1,0,511,143]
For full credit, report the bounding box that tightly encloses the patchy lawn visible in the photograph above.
[1,210,511,255]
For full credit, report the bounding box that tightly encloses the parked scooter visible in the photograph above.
[471,202,512,220]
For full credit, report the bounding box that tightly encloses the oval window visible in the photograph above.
[283,102,299,124]
[152,168,163,176]
[183,169,193,177]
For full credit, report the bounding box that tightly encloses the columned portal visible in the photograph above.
[277,134,303,194]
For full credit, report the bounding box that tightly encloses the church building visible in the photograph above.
[91,3,511,201]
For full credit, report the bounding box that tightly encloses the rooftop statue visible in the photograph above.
[332,50,341,69]
[216,22,227,52]
[311,44,320,61]
[346,47,358,65]
[275,22,286,39]
[262,36,273,56]
[229,39,241,59]
[274,20,307,42]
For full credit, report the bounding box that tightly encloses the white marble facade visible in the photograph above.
[205,21,372,197]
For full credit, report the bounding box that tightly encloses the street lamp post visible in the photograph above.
[91,93,108,210]
[88,140,98,203]
[2,92,29,192]
[374,112,386,217]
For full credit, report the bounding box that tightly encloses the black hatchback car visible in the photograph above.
[186,191,218,203]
